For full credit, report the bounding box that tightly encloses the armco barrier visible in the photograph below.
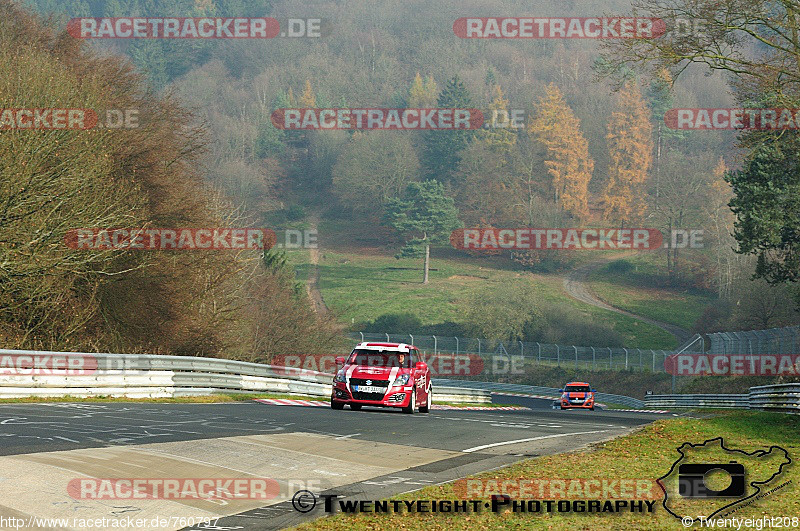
[0,349,489,403]
[645,384,800,414]
[433,386,491,404]
[644,394,749,409]
[749,383,800,414]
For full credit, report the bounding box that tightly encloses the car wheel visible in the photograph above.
[331,399,344,410]
[403,389,416,414]
[350,403,362,411]
[590,406,595,411]
[420,386,431,413]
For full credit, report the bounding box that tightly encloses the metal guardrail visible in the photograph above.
[644,384,800,414]
[644,394,749,409]
[749,383,800,414]
[0,349,488,403]
[433,379,645,408]
[432,386,491,404]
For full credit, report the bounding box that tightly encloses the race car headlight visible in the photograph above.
[392,374,410,387]
[333,370,346,383]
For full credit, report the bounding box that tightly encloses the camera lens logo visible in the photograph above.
[678,462,746,498]
[658,437,791,523]
[292,490,317,513]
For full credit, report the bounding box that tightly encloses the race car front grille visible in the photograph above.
[352,392,386,400]
[349,378,389,401]
[349,378,390,387]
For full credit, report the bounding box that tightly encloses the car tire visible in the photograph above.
[350,404,362,411]
[420,386,431,413]
[331,399,344,410]
[403,389,416,414]
[590,406,595,411]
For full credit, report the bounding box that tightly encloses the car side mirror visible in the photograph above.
[415,362,427,371]
[591,389,597,393]
[335,356,345,367]
[558,389,564,393]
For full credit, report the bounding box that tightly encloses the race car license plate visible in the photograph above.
[353,385,385,394]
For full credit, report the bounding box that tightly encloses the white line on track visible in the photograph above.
[335,433,361,440]
[461,430,607,453]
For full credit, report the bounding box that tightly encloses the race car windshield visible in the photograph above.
[349,349,411,368]
[566,385,591,392]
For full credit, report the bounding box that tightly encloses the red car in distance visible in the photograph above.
[559,381,597,410]
[331,343,432,414]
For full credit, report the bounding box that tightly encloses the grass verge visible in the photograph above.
[296,412,799,530]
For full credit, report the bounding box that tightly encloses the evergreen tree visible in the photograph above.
[383,180,462,284]
[128,40,168,88]
[728,132,800,284]
[422,75,474,182]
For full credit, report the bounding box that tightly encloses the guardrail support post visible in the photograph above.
[477,339,481,356]
[556,345,560,366]
[386,333,390,342]
[537,343,541,363]
[520,341,524,357]
[455,337,459,355]
[433,335,437,355]
[360,332,364,342]
[624,348,629,370]
[591,347,596,370]
[409,334,413,347]
[574,346,578,368]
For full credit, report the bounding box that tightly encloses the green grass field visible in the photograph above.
[289,247,677,349]
[587,256,715,331]
[296,412,800,530]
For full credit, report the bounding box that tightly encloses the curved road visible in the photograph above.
[563,256,691,345]
[0,399,670,530]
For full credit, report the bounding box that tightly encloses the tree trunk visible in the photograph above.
[423,243,430,284]
[666,217,673,283]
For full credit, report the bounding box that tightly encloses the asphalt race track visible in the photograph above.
[0,396,672,530]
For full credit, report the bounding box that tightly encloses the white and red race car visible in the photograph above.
[331,342,432,414]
